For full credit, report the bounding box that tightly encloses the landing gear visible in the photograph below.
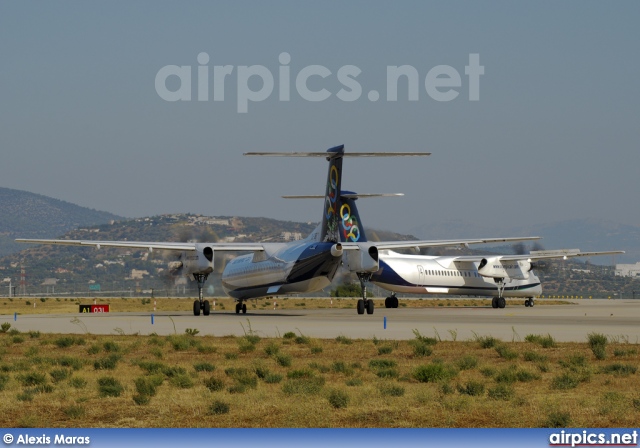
[235,301,247,314]
[384,294,399,309]
[492,278,507,309]
[356,273,374,315]
[524,298,534,307]
[193,273,210,316]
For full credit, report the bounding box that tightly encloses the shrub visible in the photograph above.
[310,346,323,354]
[480,367,496,378]
[49,369,71,383]
[94,354,121,370]
[68,377,87,389]
[283,332,296,339]
[455,355,478,371]
[138,361,166,374]
[523,351,548,363]
[525,334,556,348]
[346,378,363,387]
[0,323,11,333]
[331,362,354,376]
[327,389,349,408]
[287,369,315,379]
[208,400,230,415]
[600,363,637,376]
[54,337,75,348]
[380,385,405,397]
[551,373,580,390]
[0,373,9,391]
[134,375,164,397]
[457,381,485,396]
[412,343,433,357]
[376,368,399,379]
[495,344,518,360]
[63,405,86,419]
[335,335,353,345]
[488,384,514,400]
[18,372,47,387]
[592,345,607,360]
[169,374,194,389]
[204,377,225,392]
[474,335,499,348]
[587,333,608,349]
[377,345,393,355]
[275,353,292,367]
[87,344,101,355]
[369,359,397,369]
[97,377,124,397]
[264,373,283,384]
[194,362,215,372]
[544,411,571,428]
[264,342,280,356]
[103,341,120,352]
[413,363,457,383]
[57,356,84,370]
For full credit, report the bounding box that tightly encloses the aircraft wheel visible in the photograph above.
[357,299,365,315]
[529,299,535,307]
[193,300,201,316]
[491,297,498,309]
[392,297,399,308]
[366,299,374,315]
[235,303,241,314]
[384,297,391,308]
[242,303,247,314]
[203,300,210,316]
[498,297,506,309]
[524,299,530,307]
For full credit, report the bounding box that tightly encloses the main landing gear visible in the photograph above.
[384,293,399,309]
[524,298,535,307]
[192,273,211,316]
[235,300,247,314]
[356,273,374,315]
[491,278,507,309]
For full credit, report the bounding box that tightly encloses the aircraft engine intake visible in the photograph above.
[478,257,531,280]
[177,245,215,278]
[331,243,344,258]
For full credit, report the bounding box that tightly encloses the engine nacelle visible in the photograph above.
[331,243,343,258]
[344,245,379,273]
[171,245,214,279]
[478,257,531,280]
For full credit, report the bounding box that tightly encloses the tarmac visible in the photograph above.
[2,299,639,342]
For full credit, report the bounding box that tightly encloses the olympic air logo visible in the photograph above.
[340,203,360,242]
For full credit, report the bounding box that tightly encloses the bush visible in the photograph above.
[488,384,514,400]
[134,375,163,397]
[275,353,292,367]
[375,368,399,379]
[264,373,283,384]
[169,374,194,389]
[600,363,637,376]
[204,377,225,392]
[327,389,349,408]
[94,354,121,370]
[63,405,86,419]
[49,369,71,383]
[380,385,405,397]
[587,333,608,349]
[346,378,363,387]
[57,356,84,370]
[412,343,433,357]
[495,345,518,360]
[455,355,478,371]
[208,400,230,415]
[0,373,9,391]
[0,323,11,333]
[476,335,499,348]
[457,381,485,396]
[194,362,215,372]
[412,329,438,345]
[18,372,47,387]
[138,361,166,374]
[544,411,571,428]
[283,332,296,339]
[68,377,87,389]
[413,363,457,383]
[377,345,393,355]
[551,373,580,390]
[525,334,556,348]
[98,377,124,397]
[331,362,354,375]
[264,342,280,356]
[523,351,548,363]
[103,341,120,352]
[335,335,353,345]
[369,359,397,369]
[287,369,315,379]
[592,345,607,360]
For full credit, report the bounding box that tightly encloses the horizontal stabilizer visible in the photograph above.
[245,152,430,157]
[283,193,404,199]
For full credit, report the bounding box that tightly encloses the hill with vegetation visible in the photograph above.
[0,187,122,258]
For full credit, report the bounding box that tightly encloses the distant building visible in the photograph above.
[281,232,303,241]
[615,262,640,278]
[129,269,149,280]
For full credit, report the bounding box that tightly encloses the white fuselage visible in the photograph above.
[371,251,542,297]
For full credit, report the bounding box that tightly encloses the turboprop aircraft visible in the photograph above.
[15,144,463,316]
[285,192,623,311]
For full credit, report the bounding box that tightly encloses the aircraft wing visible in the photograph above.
[15,239,265,252]
[341,236,541,251]
[441,249,624,263]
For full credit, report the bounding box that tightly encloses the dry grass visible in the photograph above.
[0,328,638,428]
[0,297,572,315]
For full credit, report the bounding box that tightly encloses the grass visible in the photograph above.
[0,332,638,427]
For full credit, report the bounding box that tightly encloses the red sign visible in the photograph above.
[79,305,110,313]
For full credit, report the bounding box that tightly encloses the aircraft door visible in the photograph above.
[417,265,425,286]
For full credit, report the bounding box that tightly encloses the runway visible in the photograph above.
[2,299,639,342]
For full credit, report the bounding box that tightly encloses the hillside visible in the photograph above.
[0,187,123,258]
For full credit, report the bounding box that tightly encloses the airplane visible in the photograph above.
[311,193,623,309]
[12,145,475,316]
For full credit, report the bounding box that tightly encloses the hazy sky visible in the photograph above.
[1,1,639,235]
